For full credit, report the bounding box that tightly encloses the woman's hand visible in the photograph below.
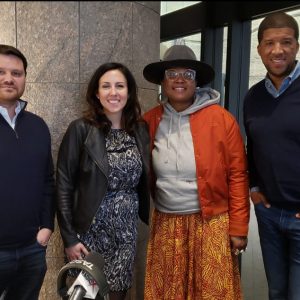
[65,242,89,261]
[230,236,248,256]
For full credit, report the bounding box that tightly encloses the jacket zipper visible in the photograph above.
[13,119,19,139]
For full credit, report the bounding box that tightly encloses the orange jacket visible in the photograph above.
[143,104,250,236]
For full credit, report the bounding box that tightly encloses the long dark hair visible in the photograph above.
[84,62,143,134]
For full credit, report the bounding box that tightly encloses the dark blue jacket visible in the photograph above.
[244,76,300,210]
[0,100,55,248]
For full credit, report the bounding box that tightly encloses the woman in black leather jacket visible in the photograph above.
[56,62,150,300]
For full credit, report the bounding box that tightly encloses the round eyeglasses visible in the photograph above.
[165,69,196,81]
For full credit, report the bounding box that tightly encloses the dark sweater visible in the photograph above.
[0,101,55,248]
[244,76,300,210]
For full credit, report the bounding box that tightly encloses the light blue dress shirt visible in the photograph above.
[265,60,300,98]
[0,101,22,129]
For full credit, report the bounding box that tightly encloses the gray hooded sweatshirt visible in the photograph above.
[152,87,220,214]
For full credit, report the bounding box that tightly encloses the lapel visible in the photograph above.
[84,126,109,177]
[133,123,149,173]
[133,125,142,155]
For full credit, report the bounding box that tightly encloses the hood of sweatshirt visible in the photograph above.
[163,87,220,160]
[164,87,220,116]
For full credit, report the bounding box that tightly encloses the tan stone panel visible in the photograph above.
[22,82,84,160]
[138,88,158,114]
[80,2,133,83]
[16,2,79,83]
[47,219,64,259]
[0,2,16,46]
[137,1,161,14]
[132,3,160,89]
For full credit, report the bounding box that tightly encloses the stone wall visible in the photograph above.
[0,1,160,299]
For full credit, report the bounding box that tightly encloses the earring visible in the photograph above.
[157,93,168,104]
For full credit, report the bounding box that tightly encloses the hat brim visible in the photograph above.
[143,59,215,86]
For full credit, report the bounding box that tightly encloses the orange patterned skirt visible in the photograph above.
[144,210,242,300]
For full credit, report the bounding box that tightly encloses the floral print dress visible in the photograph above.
[78,128,142,291]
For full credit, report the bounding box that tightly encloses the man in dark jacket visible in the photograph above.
[243,12,300,300]
[0,44,55,300]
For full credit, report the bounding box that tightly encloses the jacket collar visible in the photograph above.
[84,126,109,177]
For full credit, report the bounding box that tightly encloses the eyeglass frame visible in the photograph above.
[164,69,196,81]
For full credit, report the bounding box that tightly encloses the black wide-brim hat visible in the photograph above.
[143,44,215,87]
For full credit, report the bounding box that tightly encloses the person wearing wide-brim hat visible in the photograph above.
[143,44,214,87]
[142,44,250,300]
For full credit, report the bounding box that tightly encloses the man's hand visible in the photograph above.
[251,191,300,218]
[36,228,52,247]
[250,191,271,208]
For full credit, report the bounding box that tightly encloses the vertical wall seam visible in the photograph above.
[78,1,81,84]
[131,1,134,70]
[15,1,17,47]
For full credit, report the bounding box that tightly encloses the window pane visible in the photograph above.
[161,1,201,15]
[160,33,201,60]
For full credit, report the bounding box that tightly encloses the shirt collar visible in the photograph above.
[0,100,23,127]
[265,60,300,98]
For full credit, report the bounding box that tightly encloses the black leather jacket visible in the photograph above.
[56,118,150,247]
